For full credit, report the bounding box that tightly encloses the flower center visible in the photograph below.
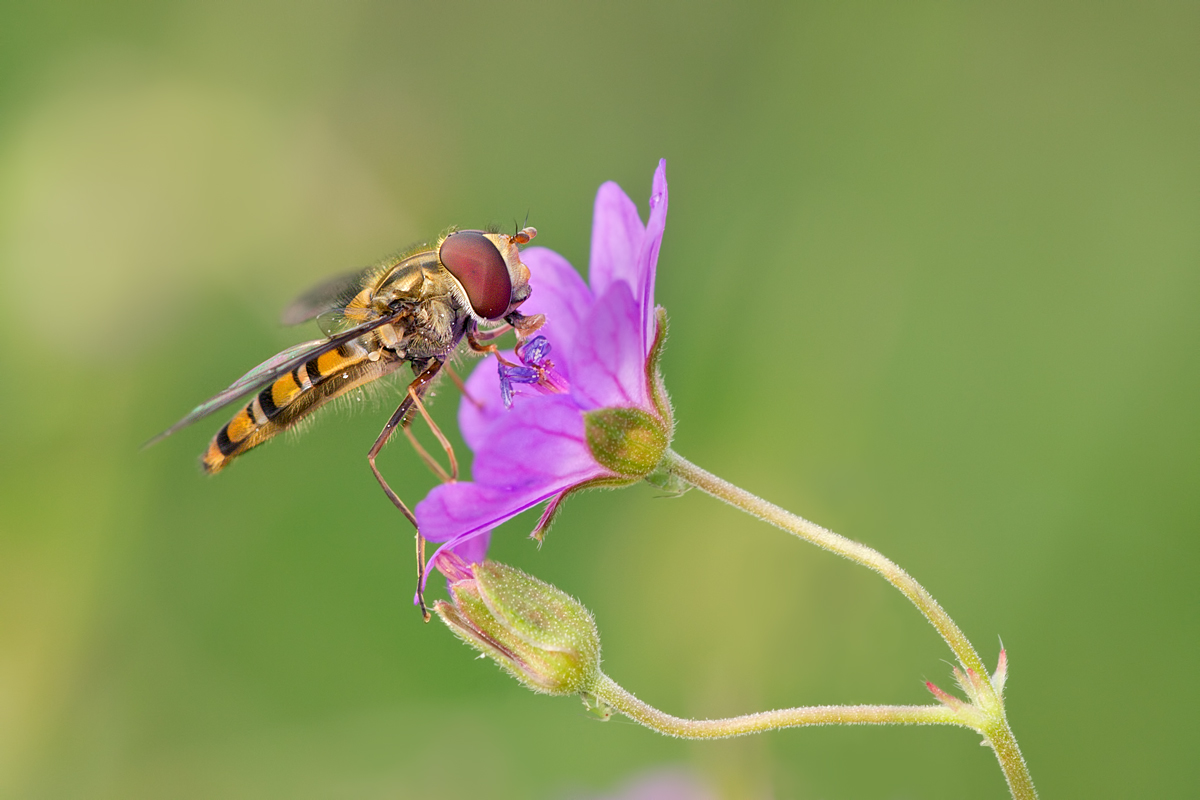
[497,336,569,408]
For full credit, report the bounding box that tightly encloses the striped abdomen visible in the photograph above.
[201,342,402,473]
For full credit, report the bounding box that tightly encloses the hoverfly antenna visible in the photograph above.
[513,211,531,238]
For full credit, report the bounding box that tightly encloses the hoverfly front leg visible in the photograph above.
[507,311,546,338]
[470,323,513,343]
[467,326,521,370]
[467,312,546,352]
[367,358,444,621]
[466,325,501,355]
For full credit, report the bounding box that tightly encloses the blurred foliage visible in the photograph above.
[1,1,1198,798]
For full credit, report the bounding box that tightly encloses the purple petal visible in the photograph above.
[458,349,514,453]
[569,281,652,411]
[520,247,594,375]
[417,396,609,543]
[637,159,668,349]
[419,482,555,551]
[469,396,600,487]
[422,531,493,595]
[588,181,645,302]
[442,528,492,566]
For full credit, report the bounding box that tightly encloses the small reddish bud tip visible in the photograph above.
[992,648,1009,696]
[926,680,972,712]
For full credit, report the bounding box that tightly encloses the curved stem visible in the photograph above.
[592,672,966,739]
[663,450,983,674]
[661,449,1037,799]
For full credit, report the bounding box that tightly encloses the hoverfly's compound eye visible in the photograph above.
[439,231,513,320]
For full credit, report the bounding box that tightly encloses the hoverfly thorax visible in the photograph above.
[437,227,537,322]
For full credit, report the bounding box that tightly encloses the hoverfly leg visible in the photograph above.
[466,327,500,354]
[444,363,484,410]
[402,427,450,483]
[507,311,546,338]
[402,385,459,482]
[415,533,427,614]
[366,358,444,622]
[470,323,513,343]
[466,328,521,369]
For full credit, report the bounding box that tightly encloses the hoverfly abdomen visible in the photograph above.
[201,341,405,474]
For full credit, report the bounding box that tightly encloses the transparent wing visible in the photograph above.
[280,266,374,326]
[144,311,405,447]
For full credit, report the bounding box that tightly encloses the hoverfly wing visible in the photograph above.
[143,339,326,447]
[280,267,374,326]
[145,311,405,448]
[315,309,354,338]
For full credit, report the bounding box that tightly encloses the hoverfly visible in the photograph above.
[148,227,543,617]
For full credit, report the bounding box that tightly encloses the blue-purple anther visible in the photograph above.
[497,336,569,408]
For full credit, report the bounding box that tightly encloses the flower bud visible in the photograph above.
[584,407,669,479]
[434,560,601,695]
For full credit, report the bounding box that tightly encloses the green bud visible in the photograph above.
[434,561,601,696]
[584,407,669,479]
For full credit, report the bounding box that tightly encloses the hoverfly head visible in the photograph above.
[438,226,537,321]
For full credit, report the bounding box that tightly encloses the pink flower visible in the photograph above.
[416,161,673,582]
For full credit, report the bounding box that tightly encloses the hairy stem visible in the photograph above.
[591,672,965,739]
[661,449,1036,799]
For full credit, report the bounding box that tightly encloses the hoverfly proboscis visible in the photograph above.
[147,227,544,618]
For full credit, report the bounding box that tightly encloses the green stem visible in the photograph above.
[663,449,982,672]
[661,449,1037,800]
[984,717,1037,800]
[591,672,965,739]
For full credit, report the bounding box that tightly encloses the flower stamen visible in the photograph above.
[498,336,569,408]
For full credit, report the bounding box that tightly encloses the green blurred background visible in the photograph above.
[2,2,1197,797]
